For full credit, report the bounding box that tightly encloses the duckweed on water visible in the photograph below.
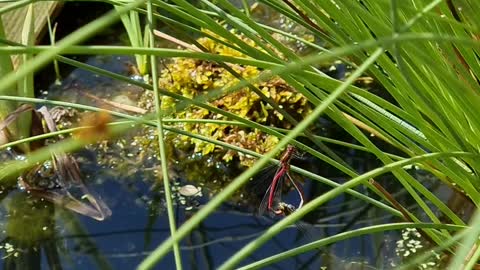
[393,228,442,269]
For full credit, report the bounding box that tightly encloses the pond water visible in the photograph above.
[0,53,459,270]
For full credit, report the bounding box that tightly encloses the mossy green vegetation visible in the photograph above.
[141,30,312,166]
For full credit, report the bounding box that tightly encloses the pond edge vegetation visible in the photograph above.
[1,0,480,269]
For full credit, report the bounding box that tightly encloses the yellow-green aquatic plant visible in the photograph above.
[147,30,312,165]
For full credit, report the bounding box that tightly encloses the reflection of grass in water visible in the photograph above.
[5,193,54,245]
[1,193,60,269]
[58,209,113,270]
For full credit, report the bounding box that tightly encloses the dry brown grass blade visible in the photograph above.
[81,91,147,114]
[0,104,36,150]
[0,104,33,134]
[153,29,201,52]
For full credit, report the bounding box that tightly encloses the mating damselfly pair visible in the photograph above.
[251,145,305,217]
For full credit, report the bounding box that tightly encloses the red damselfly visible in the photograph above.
[257,145,305,216]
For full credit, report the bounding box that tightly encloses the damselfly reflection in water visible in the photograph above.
[17,152,111,221]
[1,105,111,221]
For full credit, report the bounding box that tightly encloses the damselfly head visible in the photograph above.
[286,145,296,155]
[280,145,297,164]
